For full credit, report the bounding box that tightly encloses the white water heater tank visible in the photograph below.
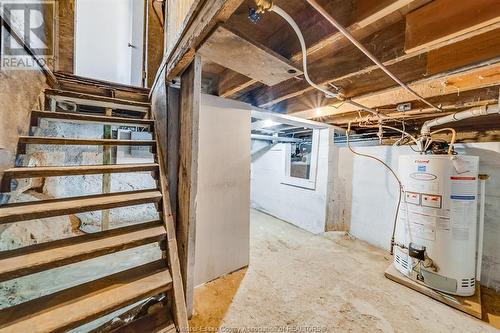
[394,154,479,296]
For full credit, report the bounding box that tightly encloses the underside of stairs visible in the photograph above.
[0,75,188,332]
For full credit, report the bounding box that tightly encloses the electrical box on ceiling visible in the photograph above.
[394,155,479,296]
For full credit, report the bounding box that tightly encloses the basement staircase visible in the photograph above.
[0,75,188,332]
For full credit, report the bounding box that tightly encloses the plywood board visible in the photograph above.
[193,94,251,287]
[385,264,482,319]
[405,0,500,53]
[198,26,302,86]
[427,28,500,75]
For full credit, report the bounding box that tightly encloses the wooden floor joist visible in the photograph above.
[0,260,172,333]
[0,189,162,224]
[0,221,166,282]
[30,110,155,128]
[1,163,159,192]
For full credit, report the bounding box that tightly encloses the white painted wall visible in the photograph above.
[335,143,500,290]
[194,94,251,286]
[75,0,144,85]
[251,129,335,234]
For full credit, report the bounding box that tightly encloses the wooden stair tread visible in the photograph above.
[0,260,172,333]
[45,89,150,110]
[54,72,150,94]
[0,221,166,282]
[18,136,156,146]
[0,189,162,224]
[3,163,158,179]
[2,163,158,192]
[31,110,154,127]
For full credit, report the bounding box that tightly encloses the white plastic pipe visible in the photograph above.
[421,105,499,135]
[477,176,487,281]
[305,0,442,111]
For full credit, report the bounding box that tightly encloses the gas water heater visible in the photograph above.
[394,155,479,296]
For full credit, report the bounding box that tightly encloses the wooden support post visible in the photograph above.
[177,54,201,317]
[101,107,113,231]
[49,97,57,111]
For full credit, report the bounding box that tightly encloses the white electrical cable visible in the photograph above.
[305,0,442,112]
[381,125,421,151]
[271,6,339,100]
[270,4,427,152]
[272,6,384,119]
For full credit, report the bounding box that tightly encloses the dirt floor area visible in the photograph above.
[190,209,499,332]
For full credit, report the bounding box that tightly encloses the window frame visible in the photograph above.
[281,129,319,190]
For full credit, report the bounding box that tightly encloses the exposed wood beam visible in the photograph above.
[421,129,500,143]
[360,129,500,144]
[291,59,500,119]
[150,0,243,95]
[322,86,500,125]
[247,19,408,108]
[427,28,500,75]
[165,0,245,80]
[219,0,426,98]
[405,0,500,53]
[248,21,500,109]
[219,70,261,98]
[198,26,302,86]
[177,55,202,318]
[270,54,428,114]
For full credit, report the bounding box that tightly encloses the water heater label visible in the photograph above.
[451,177,477,198]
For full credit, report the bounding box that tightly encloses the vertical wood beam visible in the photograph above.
[167,85,181,219]
[101,107,113,231]
[177,54,201,317]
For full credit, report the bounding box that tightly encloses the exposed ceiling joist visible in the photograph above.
[249,21,500,110]
[199,26,302,86]
[404,0,500,53]
[219,0,426,98]
[292,59,500,119]
[322,86,500,126]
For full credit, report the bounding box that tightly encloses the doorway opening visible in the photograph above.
[75,0,145,87]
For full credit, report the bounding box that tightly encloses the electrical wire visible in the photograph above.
[346,122,403,254]
[305,0,442,112]
[429,128,456,155]
[381,125,421,150]
[271,6,339,100]
[271,6,384,119]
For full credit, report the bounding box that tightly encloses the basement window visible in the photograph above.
[282,129,319,190]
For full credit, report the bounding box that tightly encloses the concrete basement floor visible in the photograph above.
[189,209,499,332]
